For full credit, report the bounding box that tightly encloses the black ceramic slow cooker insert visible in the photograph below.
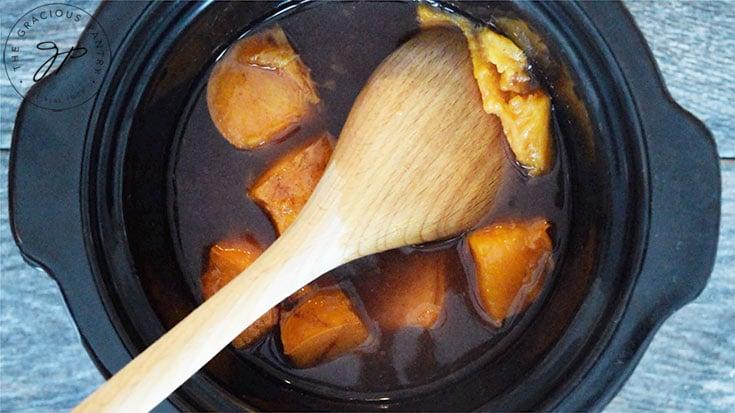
[9,1,720,411]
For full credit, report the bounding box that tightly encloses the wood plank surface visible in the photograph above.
[1,0,103,149]
[626,1,735,158]
[0,1,733,412]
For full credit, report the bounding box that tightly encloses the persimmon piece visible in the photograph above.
[280,288,369,368]
[249,134,333,234]
[468,219,553,326]
[502,92,552,173]
[361,251,448,331]
[206,25,319,149]
[282,285,316,308]
[201,236,278,348]
[418,5,553,175]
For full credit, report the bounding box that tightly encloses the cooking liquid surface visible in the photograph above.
[170,2,569,397]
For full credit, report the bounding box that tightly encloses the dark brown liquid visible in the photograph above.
[170,2,569,398]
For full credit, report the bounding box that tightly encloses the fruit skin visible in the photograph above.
[201,235,279,348]
[249,133,333,234]
[280,288,369,368]
[467,218,553,326]
[358,250,448,331]
[207,25,320,149]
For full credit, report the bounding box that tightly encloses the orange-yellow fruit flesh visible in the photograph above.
[280,288,369,368]
[249,134,333,234]
[206,25,319,149]
[361,251,448,331]
[502,91,553,173]
[417,4,553,175]
[467,219,553,326]
[201,236,279,348]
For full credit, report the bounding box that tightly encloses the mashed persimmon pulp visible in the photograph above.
[418,4,554,176]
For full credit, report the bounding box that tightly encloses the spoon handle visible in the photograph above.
[73,221,346,413]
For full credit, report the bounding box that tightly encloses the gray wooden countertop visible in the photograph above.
[1,1,733,411]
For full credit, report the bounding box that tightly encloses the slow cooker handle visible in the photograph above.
[9,95,94,280]
[560,3,721,409]
[571,100,720,412]
[9,2,151,281]
[596,3,721,320]
[636,107,720,308]
[8,3,180,412]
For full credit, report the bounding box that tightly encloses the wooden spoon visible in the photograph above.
[75,28,506,412]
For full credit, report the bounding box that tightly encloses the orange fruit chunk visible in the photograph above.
[467,218,553,326]
[249,133,333,234]
[201,235,279,348]
[280,288,369,368]
[360,251,448,331]
[206,25,319,149]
